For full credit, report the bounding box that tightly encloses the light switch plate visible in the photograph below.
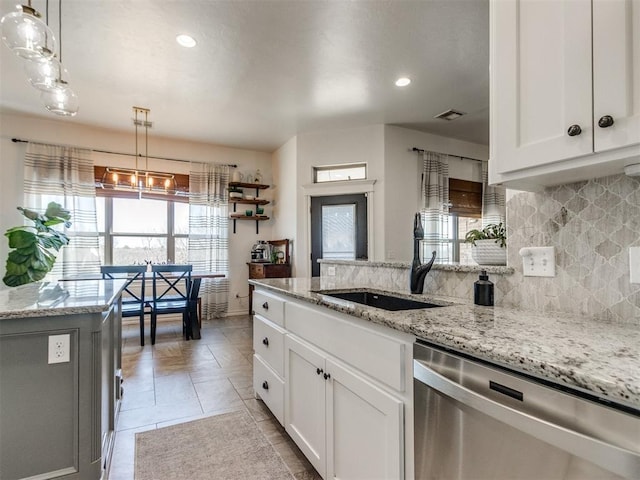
[519,246,556,277]
[630,247,640,284]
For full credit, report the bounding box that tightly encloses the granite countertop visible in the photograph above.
[0,279,127,319]
[249,277,640,411]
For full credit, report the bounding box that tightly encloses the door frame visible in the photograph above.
[301,179,376,278]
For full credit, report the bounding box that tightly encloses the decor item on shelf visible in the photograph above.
[254,169,263,183]
[256,207,264,215]
[232,170,244,183]
[245,209,253,216]
[100,107,178,196]
[1,0,79,116]
[3,201,71,287]
[245,173,254,183]
[464,223,507,266]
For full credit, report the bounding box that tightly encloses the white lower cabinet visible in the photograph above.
[252,287,414,480]
[285,334,404,480]
[253,314,286,425]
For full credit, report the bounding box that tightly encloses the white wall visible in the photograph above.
[294,125,385,278]
[0,112,273,315]
[383,125,489,261]
[271,136,298,274]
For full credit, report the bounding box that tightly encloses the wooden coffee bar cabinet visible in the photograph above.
[247,239,291,314]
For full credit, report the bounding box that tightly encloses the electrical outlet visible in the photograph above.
[327,266,336,276]
[519,247,556,277]
[48,334,70,364]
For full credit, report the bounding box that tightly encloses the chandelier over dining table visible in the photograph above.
[100,107,178,195]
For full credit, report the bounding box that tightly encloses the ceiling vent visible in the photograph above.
[434,109,466,121]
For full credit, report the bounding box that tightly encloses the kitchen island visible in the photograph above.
[0,279,126,480]
[250,276,640,411]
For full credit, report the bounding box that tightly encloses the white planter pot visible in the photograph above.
[471,239,507,266]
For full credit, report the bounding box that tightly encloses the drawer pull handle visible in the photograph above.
[262,302,269,310]
[262,337,269,346]
[323,372,331,380]
[567,124,582,136]
[598,115,614,128]
[262,381,269,390]
[316,367,323,375]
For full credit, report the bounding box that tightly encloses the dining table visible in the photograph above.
[59,270,225,340]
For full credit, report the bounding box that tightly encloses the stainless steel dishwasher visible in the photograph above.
[413,340,640,479]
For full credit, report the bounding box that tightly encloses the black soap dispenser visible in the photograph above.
[474,270,494,306]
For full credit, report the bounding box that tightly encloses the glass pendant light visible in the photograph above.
[24,56,67,91]
[0,4,56,60]
[41,79,78,116]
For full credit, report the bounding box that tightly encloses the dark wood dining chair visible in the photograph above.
[150,264,193,345]
[100,265,148,346]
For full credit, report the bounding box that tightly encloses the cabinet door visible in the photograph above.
[593,0,640,152]
[325,359,403,480]
[491,0,592,174]
[284,335,327,478]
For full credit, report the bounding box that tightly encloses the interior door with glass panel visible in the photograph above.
[310,194,367,277]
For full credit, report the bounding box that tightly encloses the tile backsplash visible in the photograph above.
[321,173,639,325]
[503,173,640,324]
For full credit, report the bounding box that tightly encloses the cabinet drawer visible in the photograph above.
[253,315,285,377]
[248,263,265,279]
[253,290,285,326]
[253,355,284,426]
[285,302,406,392]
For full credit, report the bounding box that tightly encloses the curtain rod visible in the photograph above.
[11,138,238,168]
[411,147,485,163]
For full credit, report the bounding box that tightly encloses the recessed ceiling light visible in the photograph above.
[176,34,196,48]
[395,77,411,87]
[434,109,466,121]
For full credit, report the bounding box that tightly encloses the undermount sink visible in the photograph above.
[317,290,446,311]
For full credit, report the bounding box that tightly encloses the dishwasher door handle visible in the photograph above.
[414,360,640,479]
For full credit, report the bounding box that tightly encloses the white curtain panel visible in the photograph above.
[188,162,230,318]
[421,151,450,263]
[23,143,100,280]
[481,161,506,227]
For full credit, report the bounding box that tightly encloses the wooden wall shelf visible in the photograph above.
[229,198,270,205]
[229,182,269,189]
[229,182,270,234]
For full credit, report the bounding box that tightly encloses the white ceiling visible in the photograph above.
[0,0,489,153]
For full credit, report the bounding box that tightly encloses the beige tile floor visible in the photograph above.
[107,315,321,480]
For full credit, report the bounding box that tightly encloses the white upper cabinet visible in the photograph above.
[490,0,640,190]
[592,0,640,153]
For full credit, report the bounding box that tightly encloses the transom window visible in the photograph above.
[313,163,366,183]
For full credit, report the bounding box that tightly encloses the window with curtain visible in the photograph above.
[23,143,100,280]
[420,151,450,263]
[95,196,189,265]
[481,161,506,227]
[188,162,230,318]
[448,178,482,264]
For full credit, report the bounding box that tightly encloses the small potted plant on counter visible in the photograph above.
[464,222,507,266]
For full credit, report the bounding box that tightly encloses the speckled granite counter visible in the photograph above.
[0,279,127,319]
[249,277,640,411]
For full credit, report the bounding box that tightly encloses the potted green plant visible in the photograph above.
[3,202,72,287]
[464,222,507,265]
